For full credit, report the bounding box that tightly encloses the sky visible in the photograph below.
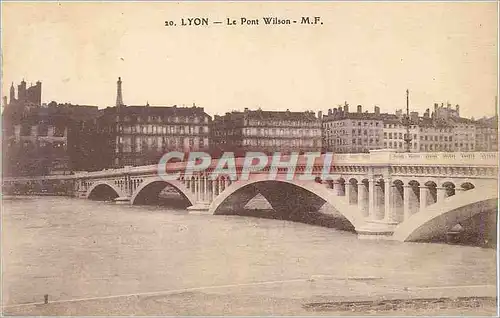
[1,2,498,118]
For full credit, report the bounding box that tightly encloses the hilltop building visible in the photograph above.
[7,80,42,107]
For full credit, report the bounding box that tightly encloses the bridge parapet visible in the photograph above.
[332,151,498,167]
[389,151,498,166]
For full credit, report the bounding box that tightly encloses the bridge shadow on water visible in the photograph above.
[217,193,356,232]
[413,211,497,249]
[136,187,192,209]
[419,231,497,249]
[221,208,356,232]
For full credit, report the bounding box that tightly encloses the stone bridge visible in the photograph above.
[3,150,498,242]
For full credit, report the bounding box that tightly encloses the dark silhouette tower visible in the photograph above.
[116,77,124,107]
[18,80,27,103]
[9,82,15,104]
[33,81,42,106]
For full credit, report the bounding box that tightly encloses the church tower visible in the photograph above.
[9,82,15,105]
[116,77,124,107]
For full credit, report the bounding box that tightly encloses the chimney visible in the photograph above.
[337,106,342,112]
[244,107,249,112]
[328,109,332,116]
[344,104,349,113]
[317,111,322,119]
[447,102,451,109]
[333,108,337,115]
[357,105,362,113]
[374,106,380,115]
[455,104,460,115]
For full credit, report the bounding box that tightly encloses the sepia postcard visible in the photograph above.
[1,1,499,316]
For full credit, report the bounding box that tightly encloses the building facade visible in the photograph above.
[212,108,322,156]
[322,100,498,153]
[2,101,101,176]
[322,104,384,153]
[382,112,420,152]
[98,104,211,167]
[475,115,498,152]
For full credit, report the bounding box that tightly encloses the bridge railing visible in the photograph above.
[388,151,498,166]
[332,151,498,166]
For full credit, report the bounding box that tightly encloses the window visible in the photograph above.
[38,125,48,136]
[16,125,29,137]
[54,126,65,137]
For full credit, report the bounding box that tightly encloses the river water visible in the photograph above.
[1,196,497,315]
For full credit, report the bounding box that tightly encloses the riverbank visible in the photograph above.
[3,283,496,316]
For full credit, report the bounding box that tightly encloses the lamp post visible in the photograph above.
[404,89,412,153]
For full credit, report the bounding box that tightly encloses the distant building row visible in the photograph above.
[321,101,498,153]
[2,79,498,177]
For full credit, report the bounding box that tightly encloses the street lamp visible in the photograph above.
[404,89,413,153]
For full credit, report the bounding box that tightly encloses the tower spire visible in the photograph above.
[116,77,124,107]
[9,82,15,104]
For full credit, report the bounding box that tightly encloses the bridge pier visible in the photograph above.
[187,202,211,213]
[114,197,131,204]
[187,175,212,214]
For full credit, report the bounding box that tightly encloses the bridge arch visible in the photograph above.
[392,188,498,242]
[86,181,125,200]
[208,178,367,230]
[130,176,196,206]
